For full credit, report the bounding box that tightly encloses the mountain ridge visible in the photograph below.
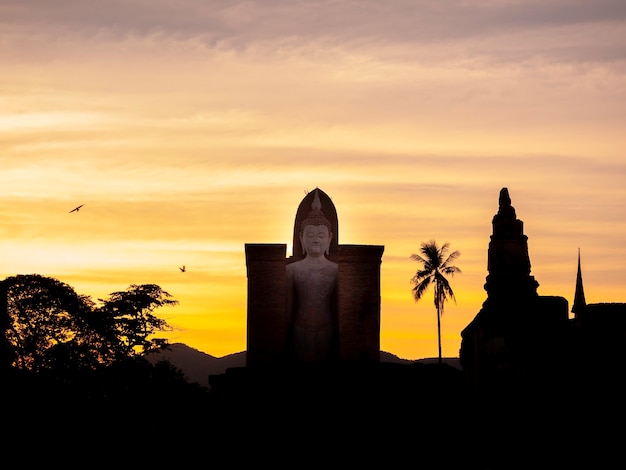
[145,343,461,387]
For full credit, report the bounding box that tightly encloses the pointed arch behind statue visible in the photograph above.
[291,188,338,263]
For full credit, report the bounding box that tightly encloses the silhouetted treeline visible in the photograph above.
[1,275,212,438]
[1,274,177,374]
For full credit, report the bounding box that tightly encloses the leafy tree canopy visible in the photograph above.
[1,274,178,376]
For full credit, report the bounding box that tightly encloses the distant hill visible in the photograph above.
[414,356,461,369]
[379,351,461,370]
[145,344,245,387]
[145,343,461,388]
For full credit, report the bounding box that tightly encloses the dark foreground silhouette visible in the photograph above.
[5,358,624,468]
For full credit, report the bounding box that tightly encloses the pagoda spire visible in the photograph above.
[572,248,586,317]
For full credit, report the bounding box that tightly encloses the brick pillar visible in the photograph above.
[337,244,384,363]
[245,244,287,367]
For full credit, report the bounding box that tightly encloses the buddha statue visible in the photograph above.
[286,189,339,363]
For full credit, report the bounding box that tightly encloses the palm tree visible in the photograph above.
[410,240,461,364]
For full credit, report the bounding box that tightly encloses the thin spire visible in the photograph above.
[572,248,586,316]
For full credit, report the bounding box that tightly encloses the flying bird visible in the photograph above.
[69,204,84,213]
[179,265,186,272]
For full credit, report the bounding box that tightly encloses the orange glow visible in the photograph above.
[2,2,625,360]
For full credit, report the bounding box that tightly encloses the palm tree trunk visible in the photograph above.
[0,280,10,371]
[436,306,442,364]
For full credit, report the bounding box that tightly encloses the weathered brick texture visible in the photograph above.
[338,244,384,363]
[245,244,287,367]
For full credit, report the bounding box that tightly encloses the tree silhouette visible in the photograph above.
[410,240,461,364]
[1,274,214,441]
[94,283,176,361]
[4,274,94,373]
[2,274,177,375]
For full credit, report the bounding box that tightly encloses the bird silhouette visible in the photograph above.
[69,204,84,213]
[179,265,186,272]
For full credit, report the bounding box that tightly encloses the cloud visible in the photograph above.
[4,1,626,62]
[2,0,625,359]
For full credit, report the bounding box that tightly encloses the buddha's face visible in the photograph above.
[301,224,331,257]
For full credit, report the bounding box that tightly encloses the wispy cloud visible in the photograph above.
[1,0,625,359]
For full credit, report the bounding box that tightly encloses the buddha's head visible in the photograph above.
[299,189,333,257]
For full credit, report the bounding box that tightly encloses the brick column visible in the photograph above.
[245,244,287,367]
[338,244,384,363]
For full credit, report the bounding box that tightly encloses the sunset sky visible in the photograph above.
[2,0,625,360]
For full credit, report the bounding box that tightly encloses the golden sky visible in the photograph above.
[2,0,625,360]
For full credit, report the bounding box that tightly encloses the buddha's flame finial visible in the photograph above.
[311,188,321,211]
